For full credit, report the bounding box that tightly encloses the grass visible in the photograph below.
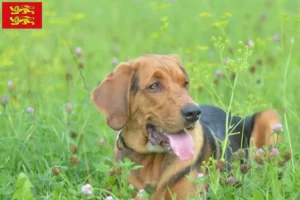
[1,0,300,199]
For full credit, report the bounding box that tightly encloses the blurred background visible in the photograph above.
[0,0,300,199]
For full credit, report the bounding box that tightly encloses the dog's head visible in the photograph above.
[92,54,201,161]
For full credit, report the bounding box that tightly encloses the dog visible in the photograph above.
[91,54,281,199]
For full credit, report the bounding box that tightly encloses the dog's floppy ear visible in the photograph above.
[91,63,135,131]
[251,109,282,148]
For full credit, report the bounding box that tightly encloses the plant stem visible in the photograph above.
[221,73,238,159]
[282,38,294,171]
[82,133,92,184]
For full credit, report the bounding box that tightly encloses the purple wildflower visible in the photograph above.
[26,107,35,114]
[112,57,118,66]
[227,176,235,184]
[75,47,82,57]
[81,184,92,195]
[272,123,283,134]
[66,103,73,113]
[273,33,280,42]
[8,80,14,90]
[246,39,254,47]
[270,148,280,156]
[1,94,8,106]
[256,148,264,156]
[99,138,105,145]
[215,69,223,78]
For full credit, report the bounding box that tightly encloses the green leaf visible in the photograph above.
[131,165,144,170]
[11,172,34,200]
[251,189,264,200]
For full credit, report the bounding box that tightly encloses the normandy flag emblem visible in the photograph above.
[2,2,42,29]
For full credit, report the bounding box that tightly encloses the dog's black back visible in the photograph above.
[199,105,255,164]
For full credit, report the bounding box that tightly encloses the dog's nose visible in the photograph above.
[181,104,201,123]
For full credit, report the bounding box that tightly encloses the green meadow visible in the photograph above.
[1,0,300,199]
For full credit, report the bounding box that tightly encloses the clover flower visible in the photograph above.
[283,151,291,161]
[112,57,118,66]
[237,149,246,158]
[215,69,223,78]
[69,144,78,153]
[75,47,82,57]
[246,39,254,47]
[272,123,283,134]
[70,154,78,166]
[250,65,256,73]
[8,80,14,90]
[81,184,92,195]
[227,176,235,184]
[240,164,250,174]
[216,160,226,172]
[52,166,60,175]
[197,173,204,178]
[254,154,264,165]
[78,60,84,69]
[256,148,264,156]
[99,138,105,145]
[270,148,280,156]
[1,94,8,107]
[273,33,280,42]
[66,103,73,113]
[26,107,35,114]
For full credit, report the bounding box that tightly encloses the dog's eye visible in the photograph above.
[184,81,189,89]
[148,82,161,92]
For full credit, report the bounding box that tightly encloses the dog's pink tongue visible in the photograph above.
[166,130,194,161]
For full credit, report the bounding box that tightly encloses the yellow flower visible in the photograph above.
[212,20,228,29]
[196,46,209,52]
[255,38,265,48]
[199,12,212,17]
[151,32,159,40]
[1,59,14,66]
[70,13,86,20]
[222,12,232,18]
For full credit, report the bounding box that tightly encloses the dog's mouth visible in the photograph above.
[146,124,195,161]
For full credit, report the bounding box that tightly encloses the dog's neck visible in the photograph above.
[114,123,205,195]
[117,130,168,153]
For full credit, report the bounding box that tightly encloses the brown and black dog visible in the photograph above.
[91,54,281,199]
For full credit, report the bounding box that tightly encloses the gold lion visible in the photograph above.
[10,5,35,15]
[10,16,35,25]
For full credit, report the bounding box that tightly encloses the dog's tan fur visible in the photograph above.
[92,54,281,199]
[251,110,282,148]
